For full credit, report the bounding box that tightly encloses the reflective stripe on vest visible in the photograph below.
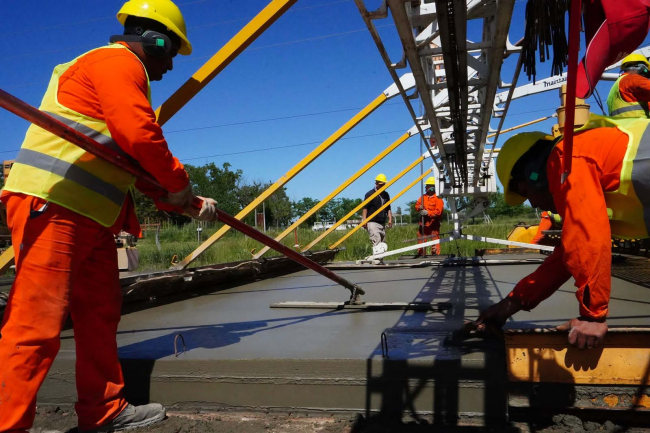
[15,148,125,206]
[3,44,150,227]
[606,75,650,119]
[45,111,140,167]
[609,104,647,117]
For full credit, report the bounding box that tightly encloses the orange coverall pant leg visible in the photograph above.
[417,224,441,255]
[0,195,127,432]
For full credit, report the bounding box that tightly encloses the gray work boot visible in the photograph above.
[81,403,166,432]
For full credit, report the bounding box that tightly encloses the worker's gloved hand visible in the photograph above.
[162,184,193,208]
[419,210,428,216]
[186,196,218,221]
[557,317,608,350]
[474,297,522,337]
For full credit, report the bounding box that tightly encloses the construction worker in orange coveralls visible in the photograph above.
[0,1,217,431]
[414,177,444,257]
[474,114,650,350]
[607,53,650,119]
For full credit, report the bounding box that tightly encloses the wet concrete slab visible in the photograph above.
[40,254,650,416]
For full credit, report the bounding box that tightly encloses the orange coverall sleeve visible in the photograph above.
[84,52,190,195]
[620,73,650,103]
[415,196,423,212]
[508,243,572,309]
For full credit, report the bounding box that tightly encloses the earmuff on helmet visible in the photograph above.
[110,30,175,58]
[623,63,650,79]
[510,138,558,193]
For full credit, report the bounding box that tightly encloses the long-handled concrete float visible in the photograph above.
[0,88,445,311]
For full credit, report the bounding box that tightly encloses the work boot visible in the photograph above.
[81,404,166,432]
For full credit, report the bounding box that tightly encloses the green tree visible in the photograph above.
[267,186,292,228]
[292,197,320,226]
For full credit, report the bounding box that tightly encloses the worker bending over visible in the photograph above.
[607,53,650,118]
[362,174,393,249]
[476,115,650,350]
[0,1,217,431]
[414,177,444,256]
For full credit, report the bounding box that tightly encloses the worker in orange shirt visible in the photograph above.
[0,1,217,431]
[475,115,650,350]
[414,177,444,257]
[607,53,650,118]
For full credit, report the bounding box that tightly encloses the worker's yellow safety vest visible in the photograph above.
[572,114,650,239]
[4,45,151,227]
[606,75,650,118]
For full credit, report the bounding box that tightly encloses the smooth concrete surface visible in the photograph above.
[40,254,650,414]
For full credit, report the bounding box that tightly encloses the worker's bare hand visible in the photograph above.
[387,221,393,228]
[474,297,522,336]
[557,317,607,349]
[186,196,218,221]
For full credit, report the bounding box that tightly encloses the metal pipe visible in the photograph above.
[561,0,583,182]
[0,88,365,298]
[486,115,555,138]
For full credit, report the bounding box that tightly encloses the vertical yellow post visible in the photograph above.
[328,169,432,249]
[302,154,428,252]
[172,93,389,270]
[155,0,298,125]
[253,131,412,258]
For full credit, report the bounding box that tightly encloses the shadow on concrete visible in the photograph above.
[352,266,517,432]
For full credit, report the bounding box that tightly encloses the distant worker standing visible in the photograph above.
[414,177,444,257]
[607,53,650,118]
[362,174,393,249]
[0,1,217,432]
[530,211,557,245]
[476,116,650,350]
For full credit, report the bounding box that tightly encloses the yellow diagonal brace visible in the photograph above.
[328,169,432,249]
[0,247,14,275]
[155,0,297,126]
[172,93,388,270]
[253,131,411,258]
[302,154,426,252]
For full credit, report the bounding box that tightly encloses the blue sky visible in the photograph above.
[1,0,647,216]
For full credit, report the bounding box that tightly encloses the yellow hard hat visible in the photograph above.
[375,173,387,183]
[117,0,192,55]
[496,132,554,206]
[425,176,436,186]
[621,53,650,69]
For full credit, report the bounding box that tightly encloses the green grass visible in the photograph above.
[136,216,541,271]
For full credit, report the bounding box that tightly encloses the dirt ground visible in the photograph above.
[29,406,644,433]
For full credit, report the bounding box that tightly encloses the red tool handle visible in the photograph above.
[0,88,364,297]
[562,0,583,183]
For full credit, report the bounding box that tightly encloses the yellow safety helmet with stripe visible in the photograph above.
[425,176,436,185]
[621,53,650,69]
[117,0,192,55]
[375,173,387,183]
[496,132,554,206]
